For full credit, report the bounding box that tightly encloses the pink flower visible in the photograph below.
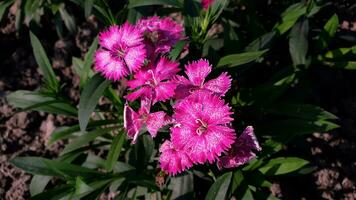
[174,59,231,99]
[201,0,215,9]
[217,126,262,169]
[124,99,168,143]
[159,140,193,175]
[126,57,180,104]
[95,23,146,81]
[137,16,184,59]
[171,91,236,164]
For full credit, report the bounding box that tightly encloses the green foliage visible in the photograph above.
[78,73,110,131]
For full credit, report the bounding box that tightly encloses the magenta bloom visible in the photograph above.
[137,16,184,58]
[95,23,146,81]
[126,57,180,104]
[124,99,168,143]
[217,126,261,169]
[171,91,236,164]
[201,0,215,9]
[159,140,193,175]
[174,59,231,99]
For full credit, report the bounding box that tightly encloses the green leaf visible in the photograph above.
[128,135,154,170]
[170,174,194,199]
[7,90,77,116]
[323,61,356,70]
[231,170,244,193]
[128,0,183,8]
[84,0,95,18]
[259,157,309,175]
[289,18,309,66]
[258,119,339,142]
[58,3,76,34]
[205,172,232,200]
[316,14,339,51]
[0,0,14,22]
[245,31,276,51]
[209,0,228,23]
[10,157,102,178]
[322,46,356,60]
[30,185,73,200]
[251,103,337,120]
[29,175,52,196]
[79,73,111,131]
[105,132,126,171]
[75,177,93,195]
[61,127,118,155]
[81,37,98,87]
[217,50,268,68]
[72,56,84,75]
[48,119,118,145]
[169,40,187,61]
[274,3,307,34]
[24,0,43,25]
[29,31,59,92]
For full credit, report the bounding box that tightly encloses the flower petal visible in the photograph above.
[124,45,146,73]
[99,25,122,50]
[203,72,232,97]
[153,82,177,104]
[124,103,142,143]
[125,86,152,102]
[184,59,211,86]
[146,111,167,138]
[155,57,180,81]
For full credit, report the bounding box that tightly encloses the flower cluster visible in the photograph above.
[94,16,261,175]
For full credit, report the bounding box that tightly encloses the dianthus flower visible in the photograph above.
[201,0,215,9]
[95,23,146,81]
[126,57,179,104]
[171,91,236,164]
[174,59,231,99]
[217,126,261,169]
[124,99,168,143]
[159,140,193,175]
[137,16,184,59]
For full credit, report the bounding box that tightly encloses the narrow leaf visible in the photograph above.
[30,31,59,91]
[105,132,126,171]
[79,73,110,131]
[169,40,187,61]
[217,50,268,68]
[7,90,77,116]
[259,157,309,175]
[274,3,307,34]
[128,0,183,8]
[84,0,95,18]
[316,14,339,51]
[81,37,98,87]
[10,157,101,178]
[289,18,309,66]
[0,0,14,22]
[205,172,232,200]
[61,127,117,155]
[30,175,52,196]
[48,119,118,145]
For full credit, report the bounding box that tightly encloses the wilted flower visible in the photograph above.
[126,57,180,104]
[95,23,146,81]
[159,140,193,175]
[174,59,231,99]
[124,99,168,143]
[138,16,185,59]
[217,126,261,169]
[171,91,236,164]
